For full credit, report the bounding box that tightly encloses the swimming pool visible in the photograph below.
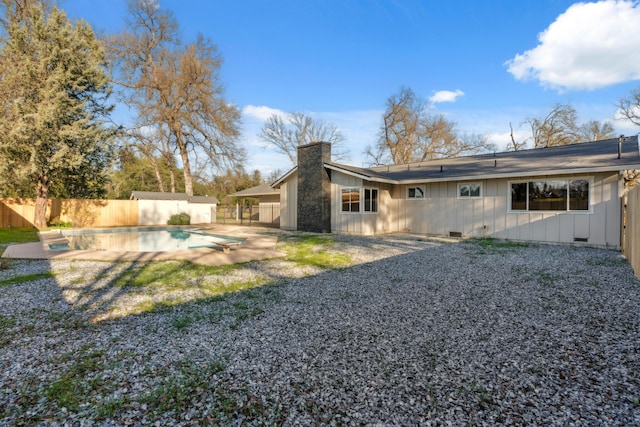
[50,227,245,252]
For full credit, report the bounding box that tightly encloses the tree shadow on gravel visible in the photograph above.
[34,234,448,323]
[3,236,640,425]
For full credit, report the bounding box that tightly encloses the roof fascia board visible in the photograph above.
[396,165,640,185]
[270,166,298,188]
[324,163,399,184]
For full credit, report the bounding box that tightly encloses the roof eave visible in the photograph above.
[271,166,298,188]
[395,165,640,185]
[324,163,399,184]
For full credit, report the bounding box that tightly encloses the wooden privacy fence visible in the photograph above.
[623,185,640,279]
[0,198,139,228]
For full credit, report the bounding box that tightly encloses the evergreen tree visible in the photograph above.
[0,1,115,227]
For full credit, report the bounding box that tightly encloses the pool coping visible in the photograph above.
[1,225,286,266]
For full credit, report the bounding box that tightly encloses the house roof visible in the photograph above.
[130,191,218,204]
[270,166,297,188]
[323,136,640,185]
[230,183,280,197]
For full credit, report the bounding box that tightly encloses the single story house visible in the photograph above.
[230,183,280,225]
[130,191,218,225]
[271,136,640,248]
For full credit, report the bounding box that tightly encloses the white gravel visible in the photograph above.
[1,233,639,426]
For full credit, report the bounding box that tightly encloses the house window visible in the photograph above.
[458,183,482,198]
[407,186,425,199]
[364,188,378,212]
[569,179,589,210]
[341,187,378,213]
[341,188,360,212]
[510,179,590,212]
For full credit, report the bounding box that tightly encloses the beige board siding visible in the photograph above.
[624,184,640,279]
[604,173,623,247]
[330,173,362,234]
[378,172,621,246]
[258,194,280,224]
[279,171,298,230]
[258,202,280,224]
[330,177,393,235]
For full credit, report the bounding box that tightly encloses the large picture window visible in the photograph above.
[342,187,378,213]
[510,179,590,212]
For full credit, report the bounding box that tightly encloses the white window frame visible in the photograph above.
[341,187,360,213]
[407,186,425,199]
[341,186,379,214]
[508,177,593,213]
[363,187,379,213]
[457,182,482,199]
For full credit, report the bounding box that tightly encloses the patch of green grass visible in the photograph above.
[113,261,238,291]
[469,238,530,254]
[141,359,226,414]
[172,314,194,329]
[586,257,629,267]
[538,272,556,287]
[0,272,56,287]
[0,227,39,244]
[0,314,16,330]
[95,397,126,420]
[46,311,65,322]
[45,346,107,411]
[278,235,352,269]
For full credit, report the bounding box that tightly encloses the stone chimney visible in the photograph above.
[297,142,331,233]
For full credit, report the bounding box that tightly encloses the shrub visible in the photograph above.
[47,219,73,228]
[168,213,190,225]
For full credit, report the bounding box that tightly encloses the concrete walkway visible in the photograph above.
[1,225,285,266]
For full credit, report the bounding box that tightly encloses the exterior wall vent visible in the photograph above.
[574,237,588,242]
[449,231,462,238]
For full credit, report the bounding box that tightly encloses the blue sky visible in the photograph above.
[62,0,640,175]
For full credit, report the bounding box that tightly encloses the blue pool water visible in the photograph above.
[50,227,244,252]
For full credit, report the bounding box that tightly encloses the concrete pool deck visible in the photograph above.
[1,225,286,266]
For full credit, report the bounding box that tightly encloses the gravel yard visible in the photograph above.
[1,233,639,426]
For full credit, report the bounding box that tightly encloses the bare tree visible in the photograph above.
[123,124,177,193]
[525,103,581,148]
[618,86,640,126]
[512,103,618,150]
[109,0,243,196]
[618,87,640,188]
[259,112,348,165]
[507,122,527,151]
[371,87,492,165]
[577,119,615,142]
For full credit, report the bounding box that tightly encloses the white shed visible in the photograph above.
[130,191,218,225]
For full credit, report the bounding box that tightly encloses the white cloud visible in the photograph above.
[613,106,640,134]
[241,105,286,122]
[487,130,533,152]
[506,0,640,90]
[429,89,465,104]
